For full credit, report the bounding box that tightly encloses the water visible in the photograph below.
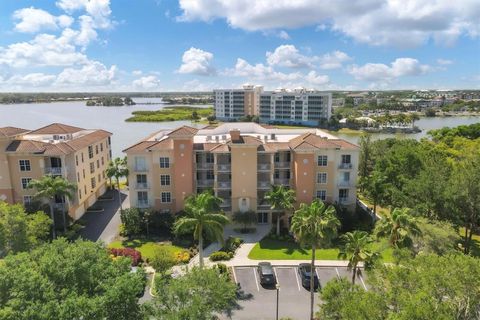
[0,100,478,156]
[0,99,207,157]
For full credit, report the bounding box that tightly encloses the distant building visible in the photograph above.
[0,123,112,220]
[123,122,359,227]
[214,85,332,126]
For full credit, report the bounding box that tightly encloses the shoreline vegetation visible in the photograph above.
[125,106,213,122]
[86,97,135,106]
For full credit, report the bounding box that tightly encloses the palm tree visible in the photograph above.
[338,231,378,285]
[29,175,76,238]
[265,185,296,235]
[375,207,421,248]
[106,157,129,211]
[408,113,420,128]
[290,200,340,320]
[364,171,387,216]
[173,191,229,268]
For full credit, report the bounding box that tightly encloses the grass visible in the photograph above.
[248,237,393,262]
[108,238,187,261]
[125,106,213,122]
[458,227,480,257]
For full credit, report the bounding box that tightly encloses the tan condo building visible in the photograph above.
[124,123,359,226]
[0,123,112,220]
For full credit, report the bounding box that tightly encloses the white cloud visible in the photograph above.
[437,58,453,65]
[55,61,117,86]
[132,70,143,76]
[305,71,330,85]
[349,57,432,81]
[266,45,312,68]
[6,73,57,87]
[132,75,161,90]
[178,0,480,47]
[318,51,351,69]
[177,47,216,76]
[277,30,290,40]
[228,58,301,81]
[13,7,73,33]
[56,0,113,29]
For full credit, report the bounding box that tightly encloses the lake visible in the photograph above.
[0,99,479,157]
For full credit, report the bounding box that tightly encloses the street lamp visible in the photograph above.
[275,283,280,320]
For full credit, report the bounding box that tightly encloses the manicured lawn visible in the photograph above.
[248,238,393,262]
[108,238,187,261]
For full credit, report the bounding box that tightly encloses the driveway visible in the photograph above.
[78,189,128,244]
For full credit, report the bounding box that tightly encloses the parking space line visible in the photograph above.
[294,267,301,291]
[252,267,260,292]
[359,273,368,291]
[335,267,341,278]
[273,267,280,290]
[232,267,238,284]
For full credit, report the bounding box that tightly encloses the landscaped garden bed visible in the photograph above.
[108,238,191,263]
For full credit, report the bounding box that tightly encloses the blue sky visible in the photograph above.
[0,0,479,91]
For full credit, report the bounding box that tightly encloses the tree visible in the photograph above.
[363,171,388,215]
[358,133,374,185]
[0,239,145,320]
[232,210,257,233]
[0,202,51,255]
[290,200,340,320]
[120,208,143,236]
[413,218,461,255]
[173,191,229,268]
[318,254,480,319]
[191,110,200,121]
[147,267,238,320]
[28,175,76,238]
[150,246,177,275]
[265,185,296,235]
[106,157,129,211]
[338,231,378,285]
[375,208,421,249]
[206,115,216,123]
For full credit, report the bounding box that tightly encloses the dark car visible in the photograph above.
[298,263,319,290]
[257,262,276,286]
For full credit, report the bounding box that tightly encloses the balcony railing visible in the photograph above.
[45,167,63,175]
[274,162,291,169]
[257,181,270,189]
[196,163,214,170]
[338,197,350,204]
[134,166,148,172]
[257,202,271,209]
[274,179,289,186]
[338,163,353,169]
[197,180,214,187]
[217,164,231,172]
[220,200,231,208]
[217,181,232,189]
[135,182,149,190]
[257,163,271,171]
[137,200,150,208]
[337,180,352,187]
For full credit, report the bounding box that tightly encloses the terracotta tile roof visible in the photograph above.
[123,141,159,153]
[210,144,230,153]
[229,135,263,145]
[263,142,291,152]
[28,123,85,135]
[168,126,198,137]
[63,130,111,151]
[288,133,356,151]
[330,139,359,150]
[146,138,174,151]
[0,126,29,138]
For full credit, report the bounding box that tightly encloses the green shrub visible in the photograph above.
[215,263,228,274]
[209,251,232,261]
[222,236,244,253]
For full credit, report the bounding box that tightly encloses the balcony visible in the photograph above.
[134,166,148,172]
[45,167,63,175]
[274,179,289,186]
[135,182,150,190]
[274,162,291,169]
[137,200,150,208]
[217,164,231,172]
[257,181,270,189]
[197,179,214,188]
[196,163,214,170]
[217,181,231,189]
[338,197,350,204]
[337,180,352,187]
[257,163,271,171]
[257,201,271,209]
[338,163,353,170]
[220,199,231,211]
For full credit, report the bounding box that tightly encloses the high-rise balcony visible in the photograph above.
[257,163,271,171]
[217,164,231,172]
[133,166,148,172]
[196,163,214,170]
[338,197,350,204]
[337,180,353,187]
[274,179,289,186]
[338,163,353,169]
[274,162,291,169]
[137,200,150,208]
[135,182,150,190]
[217,181,232,189]
[257,181,270,190]
[45,167,63,175]
[196,179,214,188]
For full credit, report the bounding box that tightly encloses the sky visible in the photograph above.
[0,0,479,92]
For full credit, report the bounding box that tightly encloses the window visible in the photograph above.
[75,155,78,166]
[98,174,101,183]
[206,153,214,163]
[78,190,82,200]
[339,189,349,200]
[159,157,170,168]
[160,175,171,186]
[316,190,327,201]
[317,172,327,184]
[161,192,171,203]
[102,171,105,179]
[137,174,147,186]
[96,160,100,169]
[88,146,94,159]
[101,157,104,166]
[274,153,280,162]
[95,145,99,155]
[91,177,96,189]
[81,152,84,163]
[341,154,351,164]
[100,143,104,152]
[23,195,33,205]
[77,172,80,182]
[90,162,95,174]
[19,160,31,171]
[317,155,328,166]
[21,178,32,189]
[274,170,280,179]
[108,137,111,146]
[83,169,85,179]
[206,170,214,180]
[138,191,148,202]
[84,185,87,195]
[343,172,350,182]
[135,157,147,171]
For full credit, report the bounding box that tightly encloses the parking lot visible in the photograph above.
[224,265,367,320]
